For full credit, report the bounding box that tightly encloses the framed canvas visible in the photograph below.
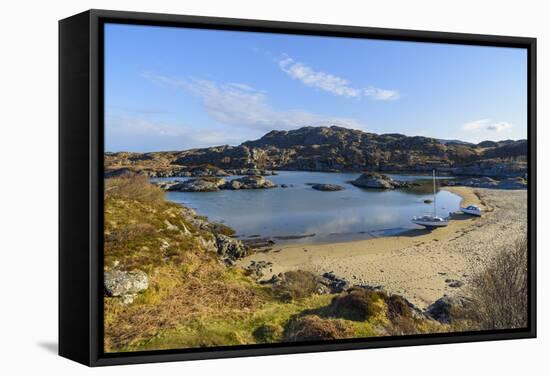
[59,9,536,366]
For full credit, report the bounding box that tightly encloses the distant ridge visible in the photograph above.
[105,125,527,178]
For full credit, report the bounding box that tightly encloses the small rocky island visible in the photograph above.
[351,172,412,189]
[155,175,276,192]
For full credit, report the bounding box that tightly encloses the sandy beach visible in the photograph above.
[237,187,527,309]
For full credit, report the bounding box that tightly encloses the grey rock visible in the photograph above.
[104,269,149,304]
[246,260,273,278]
[215,234,249,260]
[426,295,471,323]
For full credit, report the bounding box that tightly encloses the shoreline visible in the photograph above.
[237,186,527,309]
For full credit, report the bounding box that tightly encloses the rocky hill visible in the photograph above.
[105,125,527,178]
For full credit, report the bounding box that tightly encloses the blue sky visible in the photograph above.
[104,23,527,152]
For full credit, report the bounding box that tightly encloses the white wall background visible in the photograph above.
[0,0,547,374]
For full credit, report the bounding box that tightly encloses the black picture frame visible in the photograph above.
[59,9,537,367]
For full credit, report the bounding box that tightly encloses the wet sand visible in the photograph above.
[237,187,527,309]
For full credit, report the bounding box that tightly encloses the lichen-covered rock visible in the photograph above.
[214,234,249,260]
[104,269,149,304]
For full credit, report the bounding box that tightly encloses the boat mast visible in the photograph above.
[433,169,437,217]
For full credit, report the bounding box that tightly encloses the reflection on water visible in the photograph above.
[156,171,461,243]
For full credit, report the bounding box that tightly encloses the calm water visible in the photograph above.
[154,171,461,243]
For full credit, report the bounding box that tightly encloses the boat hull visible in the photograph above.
[412,220,449,228]
[461,208,482,216]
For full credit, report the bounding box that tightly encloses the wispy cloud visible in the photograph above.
[462,119,513,132]
[278,54,400,101]
[106,115,242,147]
[143,73,366,132]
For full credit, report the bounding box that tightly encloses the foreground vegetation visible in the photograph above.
[104,175,528,352]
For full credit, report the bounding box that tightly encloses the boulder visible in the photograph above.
[104,269,149,304]
[311,183,344,191]
[351,172,396,189]
[215,233,249,260]
[426,295,471,323]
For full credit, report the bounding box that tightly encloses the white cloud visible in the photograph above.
[462,119,513,132]
[278,54,399,101]
[143,73,366,132]
[364,86,400,101]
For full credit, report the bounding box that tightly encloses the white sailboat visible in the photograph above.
[412,170,449,229]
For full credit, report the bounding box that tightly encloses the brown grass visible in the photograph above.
[328,288,386,321]
[104,265,266,351]
[283,315,353,342]
[105,174,165,205]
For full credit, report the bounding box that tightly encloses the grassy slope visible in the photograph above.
[104,175,450,353]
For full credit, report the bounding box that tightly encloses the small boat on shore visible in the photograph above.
[412,170,449,229]
[461,204,482,216]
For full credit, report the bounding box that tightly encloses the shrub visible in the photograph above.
[272,270,322,301]
[387,294,413,320]
[105,174,165,205]
[283,315,353,342]
[464,236,528,330]
[387,315,419,336]
[329,287,386,321]
[253,324,284,343]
